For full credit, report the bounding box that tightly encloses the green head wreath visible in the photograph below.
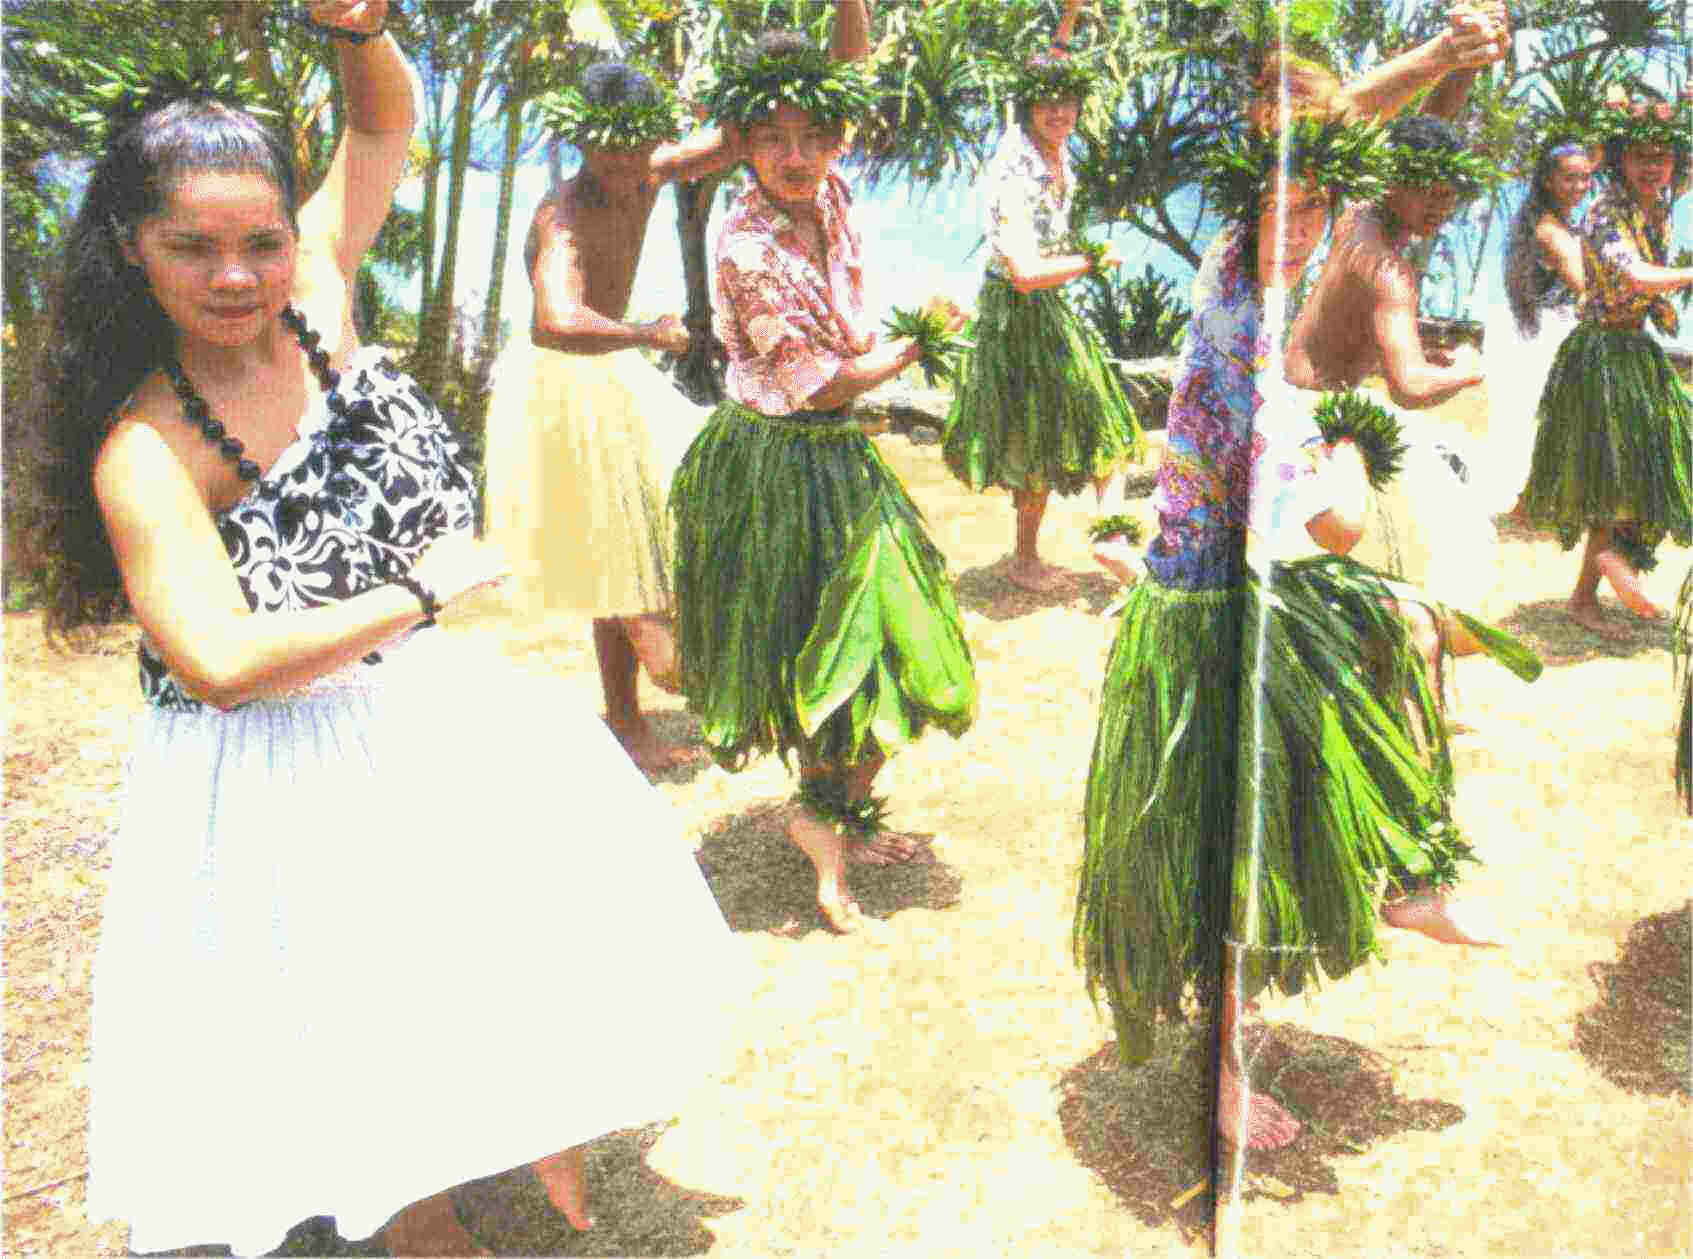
[75,45,278,151]
[1381,142,1502,197]
[1005,51,1098,105]
[704,41,874,130]
[534,81,683,152]
[1597,94,1693,155]
[1311,390,1408,490]
[1201,118,1391,222]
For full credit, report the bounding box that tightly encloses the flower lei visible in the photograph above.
[1003,52,1098,105]
[534,81,682,151]
[704,43,874,129]
[1201,118,1391,223]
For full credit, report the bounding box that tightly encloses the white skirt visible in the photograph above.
[1481,302,1580,508]
[483,338,708,619]
[87,635,746,1256]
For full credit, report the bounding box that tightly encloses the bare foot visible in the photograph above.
[1594,550,1666,621]
[844,829,926,866]
[817,887,867,933]
[532,1147,593,1232]
[1005,555,1074,594]
[1382,890,1502,947]
[606,717,705,776]
[1217,1064,1301,1151]
[784,806,860,934]
[1567,597,1629,641]
[1090,535,1142,587]
[382,1193,491,1257]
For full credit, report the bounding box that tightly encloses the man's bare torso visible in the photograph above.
[525,172,663,321]
[1288,205,1418,390]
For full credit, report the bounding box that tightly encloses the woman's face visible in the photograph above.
[1258,179,1330,287]
[124,169,297,349]
[743,103,844,212]
[1621,143,1675,202]
[1546,153,1594,215]
[1026,96,1081,149]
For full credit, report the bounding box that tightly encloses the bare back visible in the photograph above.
[525,173,662,321]
[1287,205,1412,390]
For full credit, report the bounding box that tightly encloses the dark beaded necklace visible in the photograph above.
[162,304,347,484]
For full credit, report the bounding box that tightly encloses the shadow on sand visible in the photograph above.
[1499,597,1673,668]
[1574,902,1692,1099]
[952,560,1122,621]
[1058,1021,1466,1242]
[694,802,963,938]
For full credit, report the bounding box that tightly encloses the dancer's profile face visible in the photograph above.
[1620,143,1675,201]
[1546,153,1594,215]
[1026,96,1080,149]
[743,104,843,212]
[122,169,297,350]
[1257,179,1329,286]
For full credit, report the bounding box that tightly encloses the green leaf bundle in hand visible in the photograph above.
[885,305,969,388]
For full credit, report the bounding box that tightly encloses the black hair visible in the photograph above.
[1502,136,1590,336]
[1386,113,1464,159]
[30,97,298,638]
[580,60,659,108]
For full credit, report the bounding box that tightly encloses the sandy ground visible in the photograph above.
[4,381,1689,1258]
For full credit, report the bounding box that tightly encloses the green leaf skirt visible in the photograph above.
[1522,322,1693,554]
[670,402,976,773]
[1076,554,1495,1065]
[942,274,1145,496]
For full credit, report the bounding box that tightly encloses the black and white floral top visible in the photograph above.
[982,124,1074,282]
[138,348,477,710]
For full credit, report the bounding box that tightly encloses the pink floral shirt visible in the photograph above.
[715,167,875,416]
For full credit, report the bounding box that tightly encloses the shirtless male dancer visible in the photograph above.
[504,11,873,772]
[1286,112,1499,671]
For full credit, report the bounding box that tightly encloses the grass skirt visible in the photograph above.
[88,635,746,1256]
[670,402,976,771]
[484,339,707,617]
[941,274,1145,496]
[1521,323,1693,553]
[1482,301,1580,503]
[1075,555,1480,1064]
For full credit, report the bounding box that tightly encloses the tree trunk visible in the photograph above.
[416,20,487,400]
[673,174,728,406]
[480,73,527,372]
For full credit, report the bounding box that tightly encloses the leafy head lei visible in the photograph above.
[704,39,874,130]
[1379,116,1501,197]
[75,45,278,152]
[534,73,682,152]
[1201,117,1391,222]
[1005,50,1098,105]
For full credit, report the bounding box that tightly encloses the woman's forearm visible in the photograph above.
[805,338,921,412]
[1622,262,1693,295]
[338,32,416,135]
[1004,252,1093,294]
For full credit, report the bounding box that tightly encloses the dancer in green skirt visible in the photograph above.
[1521,89,1693,638]
[671,17,975,933]
[940,34,1144,594]
[1074,68,1538,1152]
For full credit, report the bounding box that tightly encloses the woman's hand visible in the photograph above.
[408,531,510,612]
[645,314,693,356]
[308,0,387,37]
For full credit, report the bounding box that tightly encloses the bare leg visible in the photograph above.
[1007,489,1070,593]
[1594,545,1666,621]
[531,1145,593,1231]
[1215,956,1300,1151]
[786,775,860,933]
[1089,477,1141,587]
[382,1192,491,1257]
[595,618,699,774]
[842,754,922,865]
[1568,527,1628,639]
[621,611,685,694]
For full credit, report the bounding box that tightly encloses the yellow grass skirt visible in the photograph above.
[484,340,706,618]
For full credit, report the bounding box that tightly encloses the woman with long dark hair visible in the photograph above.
[1488,131,1596,517]
[1521,89,1693,637]
[38,6,741,1253]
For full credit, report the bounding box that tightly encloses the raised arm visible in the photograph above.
[1371,251,1483,408]
[294,1,418,280]
[830,0,874,64]
[1335,5,1505,125]
[648,124,744,187]
[1055,0,1083,47]
[528,202,689,355]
